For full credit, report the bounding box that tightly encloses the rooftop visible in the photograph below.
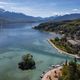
[67,40,80,45]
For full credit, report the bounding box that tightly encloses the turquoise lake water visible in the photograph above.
[0,23,73,80]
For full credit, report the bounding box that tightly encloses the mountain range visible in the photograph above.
[0,8,43,23]
[0,8,80,23]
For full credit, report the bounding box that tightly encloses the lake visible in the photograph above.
[0,23,73,80]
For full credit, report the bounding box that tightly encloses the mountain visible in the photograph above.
[41,14,80,22]
[50,14,80,21]
[43,16,58,22]
[0,8,80,24]
[0,8,43,23]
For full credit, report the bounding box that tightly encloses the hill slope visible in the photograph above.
[34,19,80,39]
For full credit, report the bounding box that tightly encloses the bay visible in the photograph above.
[0,23,73,80]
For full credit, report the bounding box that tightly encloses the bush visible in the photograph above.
[55,37,60,41]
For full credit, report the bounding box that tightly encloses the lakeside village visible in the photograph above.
[49,33,80,59]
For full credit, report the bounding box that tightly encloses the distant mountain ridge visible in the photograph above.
[0,8,43,23]
[0,8,80,23]
[54,13,80,21]
[43,14,80,22]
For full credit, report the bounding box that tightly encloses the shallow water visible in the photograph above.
[0,23,73,80]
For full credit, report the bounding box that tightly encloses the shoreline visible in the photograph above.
[47,39,80,59]
[41,65,62,80]
[41,39,80,80]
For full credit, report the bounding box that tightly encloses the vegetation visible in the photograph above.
[18,54,36,70]
[50,38,78,55]
[35,19,80,56]
[50,37,80,56]
[55,37,60,41]
[34,19,80,39]
[60,59,80,80]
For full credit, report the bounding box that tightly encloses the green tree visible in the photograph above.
[55,37,60,41]
[62,58,80,80]
[18,54,36,70]
[68,61,76,80]
[22,54,33,63]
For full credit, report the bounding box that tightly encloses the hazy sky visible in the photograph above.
[0,0,80,17]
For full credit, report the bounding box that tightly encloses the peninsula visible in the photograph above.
[34,19,80,58]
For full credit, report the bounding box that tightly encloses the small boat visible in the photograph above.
[51,65,55,68]
[55,65,60,68]
[40,73,44,78]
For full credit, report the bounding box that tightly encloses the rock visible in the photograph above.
[18,54,36,70]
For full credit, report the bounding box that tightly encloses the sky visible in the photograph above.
[0,0,80,17]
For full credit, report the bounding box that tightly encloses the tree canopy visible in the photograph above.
[18,54,36,70]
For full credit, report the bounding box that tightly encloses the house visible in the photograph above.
[67,39,80,49]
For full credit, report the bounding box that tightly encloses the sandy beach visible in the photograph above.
[47,39,80,59]
[42,66,62,80]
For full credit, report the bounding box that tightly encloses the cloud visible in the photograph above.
[52,12,70,16]
[0,1,34,16]
[72,8,80,14]
[0,1,14,5]
[72,8,79,11]
[0,5,5,8]
[10,7,32,12]
[0,1,8,5]
[10,6,32,13]
[0,1,16,9]
[0,0,80,17]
